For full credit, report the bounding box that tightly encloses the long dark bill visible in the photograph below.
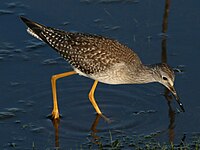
[169,86,185,112]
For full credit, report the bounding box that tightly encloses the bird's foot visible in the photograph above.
[99,113,112,124]
[46,112,60,130]
[51,110,60,120]
[47,111,62,120]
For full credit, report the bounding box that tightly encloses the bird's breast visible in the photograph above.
[74,62,134,85]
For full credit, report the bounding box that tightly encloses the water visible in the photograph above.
[0,0,200,149]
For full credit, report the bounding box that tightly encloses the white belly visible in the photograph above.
[74,62,132,85]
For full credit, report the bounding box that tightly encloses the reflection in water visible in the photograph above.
[90,114,101,145]
[161,0,176,143]
[161,0,185,144]
[51,114,106,148]
[165,90,176,142]
[52,119,60,149]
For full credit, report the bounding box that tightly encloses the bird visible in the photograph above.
[20,16,184,120]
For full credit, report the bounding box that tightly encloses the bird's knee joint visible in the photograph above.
[88,92,92,98]
[51,75,58,81]
[88,91,94,99]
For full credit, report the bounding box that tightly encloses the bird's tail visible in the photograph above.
[20,16,47,41]
[20,16,68,53]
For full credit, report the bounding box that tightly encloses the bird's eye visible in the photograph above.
[162,76,168,81]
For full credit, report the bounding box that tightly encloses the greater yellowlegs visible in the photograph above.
[20,16,184,119]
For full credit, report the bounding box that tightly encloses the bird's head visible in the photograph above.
[153,63,184,111]
[156,63,177,96]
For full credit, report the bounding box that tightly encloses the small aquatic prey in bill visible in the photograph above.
[20,16,185,119]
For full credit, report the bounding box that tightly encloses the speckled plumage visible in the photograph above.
[33,27,141,75]
[21,17,143,84]
[45,31,141,75]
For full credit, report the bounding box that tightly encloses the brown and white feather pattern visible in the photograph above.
[38,27,142,77]
[21,17,144,84]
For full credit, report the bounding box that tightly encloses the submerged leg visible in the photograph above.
[88,80,102,115]
[51,71,77,119]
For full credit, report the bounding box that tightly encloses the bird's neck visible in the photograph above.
[129,64,157,84]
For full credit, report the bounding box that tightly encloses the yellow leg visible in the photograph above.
[89,80,102,115]
[51,71,77,119]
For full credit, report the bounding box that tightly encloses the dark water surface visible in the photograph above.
[0,0,200,149]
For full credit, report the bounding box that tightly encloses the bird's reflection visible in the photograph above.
[88,114,111,146]
[164,89,176,143]
[51,119,60,149]
[161,0,186,144]
[90,114,102,145]
[161,0,176,144]
[50,114,109,148]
